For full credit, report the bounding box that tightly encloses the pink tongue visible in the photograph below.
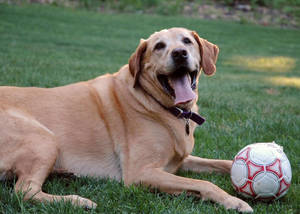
[170,74,196,105]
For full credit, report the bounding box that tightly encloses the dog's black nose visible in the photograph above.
[171,48,188,63]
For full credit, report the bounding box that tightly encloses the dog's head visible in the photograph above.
[129,28,219,110]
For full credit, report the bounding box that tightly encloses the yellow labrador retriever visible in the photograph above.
[0,28,253,212]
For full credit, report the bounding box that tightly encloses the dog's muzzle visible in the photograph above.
[171,48,188,66]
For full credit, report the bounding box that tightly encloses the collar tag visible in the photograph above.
[185,119,190,135]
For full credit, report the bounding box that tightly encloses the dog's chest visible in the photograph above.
[172,123,195,157]
[164,130,195,173]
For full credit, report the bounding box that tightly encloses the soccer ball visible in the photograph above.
[230,142,292,200]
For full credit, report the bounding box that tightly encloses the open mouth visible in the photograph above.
[158,68,198,105]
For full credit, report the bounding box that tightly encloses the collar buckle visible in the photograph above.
[175,107,183,118]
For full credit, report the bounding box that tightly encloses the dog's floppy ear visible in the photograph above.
[129,39,147,88]
[192,31,219,76]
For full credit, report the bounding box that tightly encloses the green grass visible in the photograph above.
[0,3,300,214]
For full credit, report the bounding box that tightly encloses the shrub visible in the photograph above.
[218,0,300,7]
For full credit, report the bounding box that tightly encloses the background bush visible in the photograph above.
[62,0,300,19]
[221,0,300,7]
[34,0,300,13]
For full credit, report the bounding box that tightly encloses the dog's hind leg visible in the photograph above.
[0,109,97,209]
[13,135,97,209]
[0,108,96,208]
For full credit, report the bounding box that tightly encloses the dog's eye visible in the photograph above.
[154,42,166,51]
[183,37,192,44]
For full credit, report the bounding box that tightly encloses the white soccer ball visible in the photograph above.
[230,142,292,200]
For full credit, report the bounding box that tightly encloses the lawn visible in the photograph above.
[0,3,299,214]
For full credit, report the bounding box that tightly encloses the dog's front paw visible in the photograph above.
[224,196,253,213]
[69,195,97,209]
[80,197,97,209]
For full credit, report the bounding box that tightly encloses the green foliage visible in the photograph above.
[154,0,184,15]
[63,0,184,14]
[102,0,157,12]
[104,0,184,15]
[0,3,300,214]
[78,0,100,9]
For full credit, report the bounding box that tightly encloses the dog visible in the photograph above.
[0,28,253,212]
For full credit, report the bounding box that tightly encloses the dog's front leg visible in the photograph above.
[134,168,252,213]
[180,155,233,174]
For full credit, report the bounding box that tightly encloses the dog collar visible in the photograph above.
[168,107,205,135]
[168,107,205,126]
